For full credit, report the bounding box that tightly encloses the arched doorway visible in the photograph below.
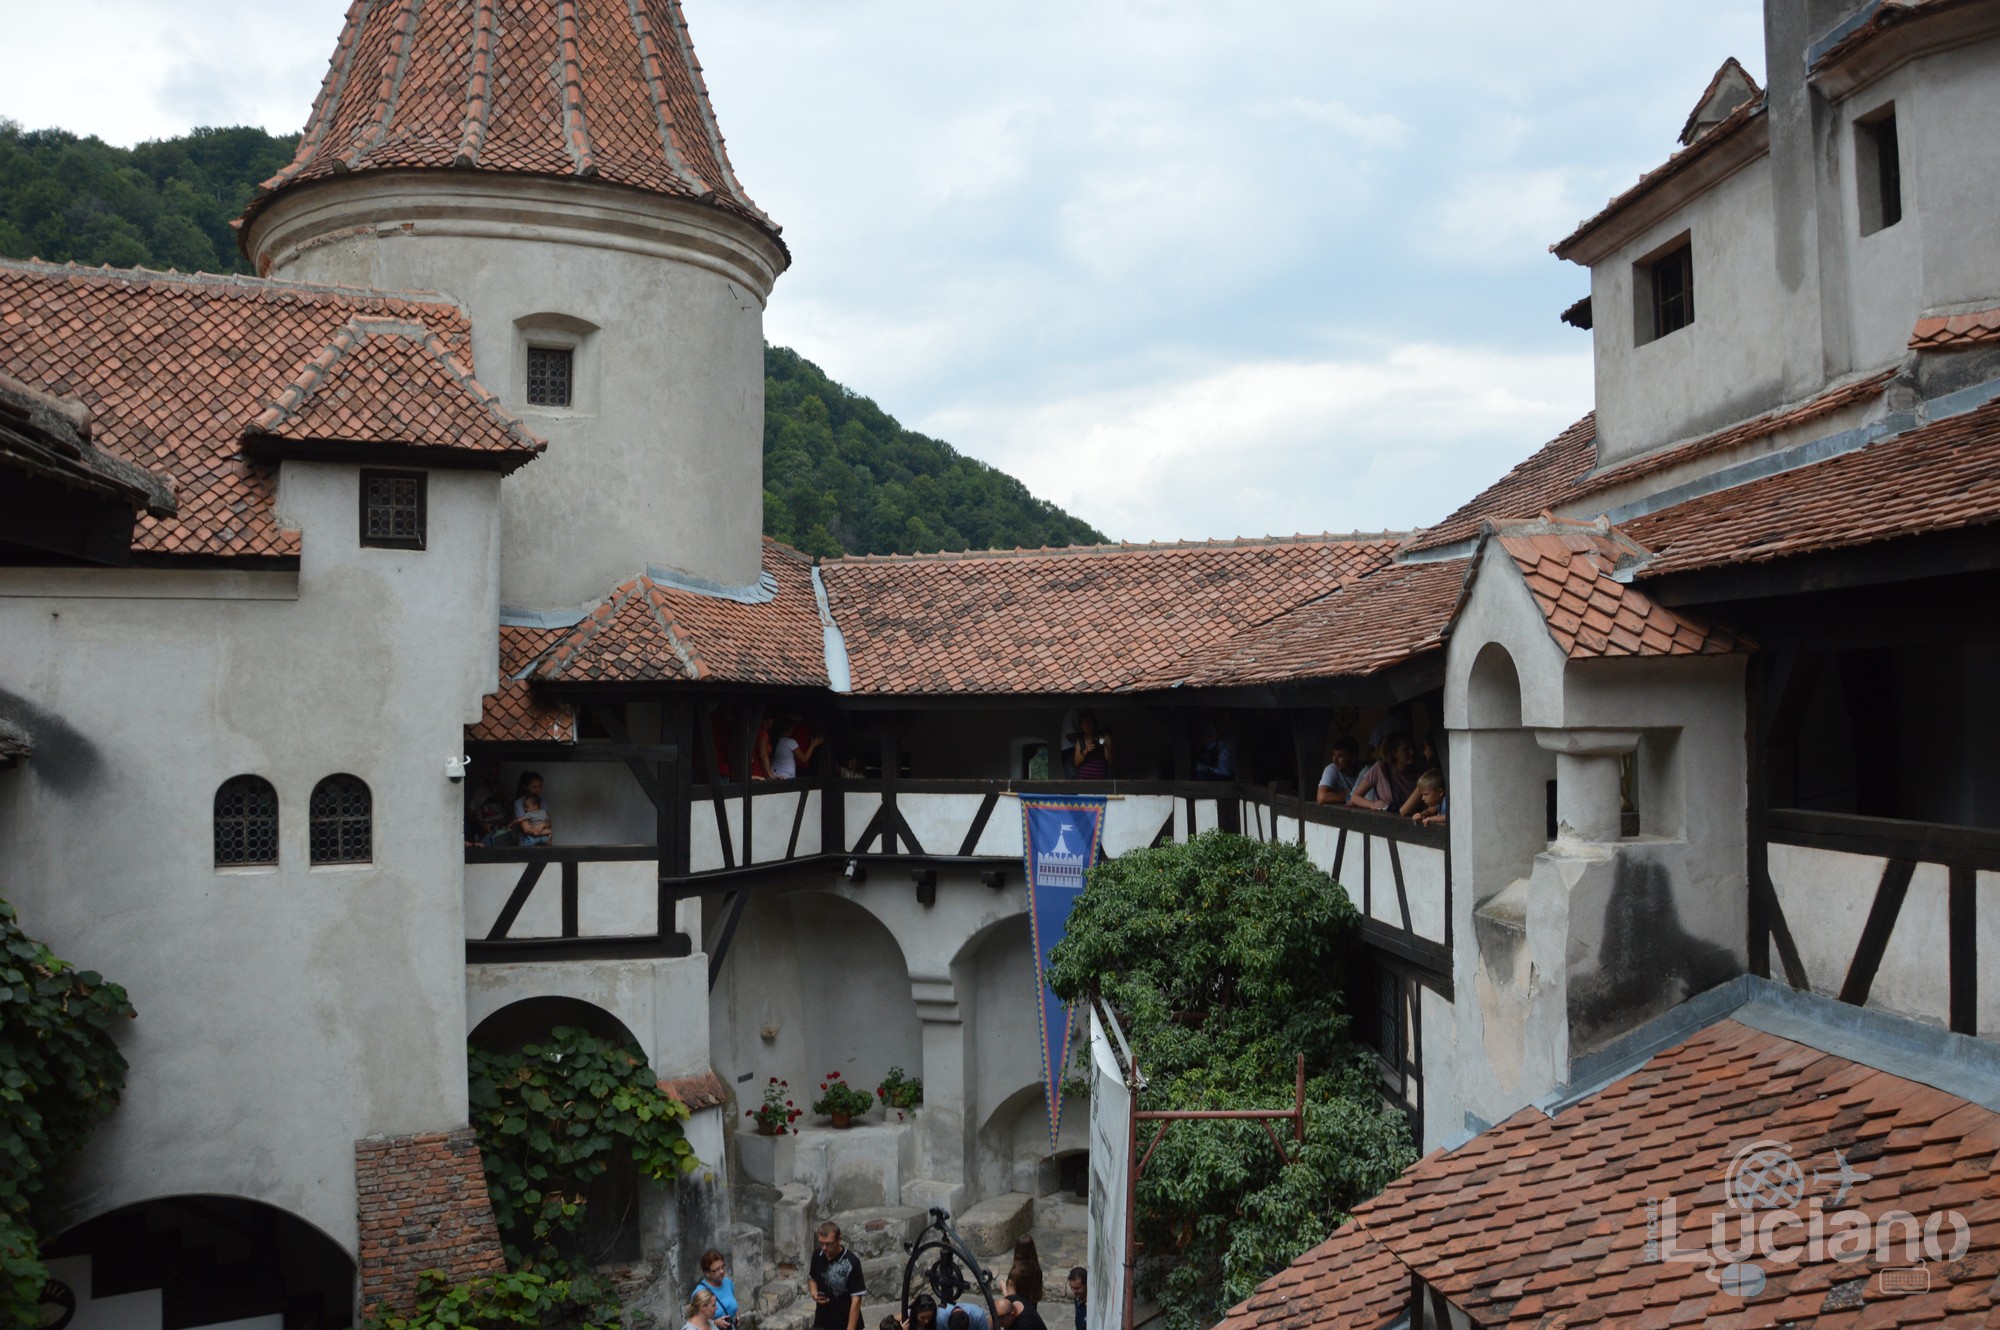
[469,996,649,1265]
[44,1195,355,1328]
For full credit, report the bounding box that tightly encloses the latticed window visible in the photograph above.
[309,774,372,865]
[526,345,573,408]
[214,775,278,867]
[360,470,425,549]
[1649,242,1695,341]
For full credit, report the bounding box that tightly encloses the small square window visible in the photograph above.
[1635,237,1695,345]
[360,469,425,549]
[1857,105,1902,235]
[526,345,574,408]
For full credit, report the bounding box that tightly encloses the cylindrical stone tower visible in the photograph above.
[241,0,789,609]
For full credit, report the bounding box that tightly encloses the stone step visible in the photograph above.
[1032,1194,1087,1234]
[952,1192,1034,1257]
[831,1206,928,1261]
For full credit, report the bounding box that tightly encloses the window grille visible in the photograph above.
[214,775,279,866]
[309,774,373,865]
[1650,243,1694,340]
[526,345,574,408]
[360,470,425,549]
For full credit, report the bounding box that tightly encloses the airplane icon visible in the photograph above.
[1814,1150,1872,1207]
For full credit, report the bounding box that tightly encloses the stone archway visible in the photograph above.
[45,1194,356,1328]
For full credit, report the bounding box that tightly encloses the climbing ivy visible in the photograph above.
[0,898,135,1328]
[468,1026,699,1269]
[362,1266,622,1330]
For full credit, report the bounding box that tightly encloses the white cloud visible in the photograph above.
[920,342,1594,542]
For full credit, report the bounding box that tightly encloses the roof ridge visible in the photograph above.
[342,0,424,171]
[661,0,771,223]
[827,531,1410,565]
[0,257,460,308]
[263,0,378,196]
[247,315,538,447]
[644,581,705,678]
[555,0,602,178]
[1553,96,1767,259]
[453,0,498,167]
[625,0,712,199]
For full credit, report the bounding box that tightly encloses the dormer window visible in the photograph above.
[1856,104,1902,236]
[526,345,574,408]
[1636,236,1695,345]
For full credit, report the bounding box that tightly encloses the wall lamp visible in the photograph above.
[844,858,867,885]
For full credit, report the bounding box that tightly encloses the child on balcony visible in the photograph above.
[1402,769,1447,826]
[512,794,554,846]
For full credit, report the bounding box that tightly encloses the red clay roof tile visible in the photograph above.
[246,0,778,246]
[1324,1018,2000,1330]
[1211,1220,1409,1330]
[0,259,533,561]
[247,316,541,462]
[1910,309,2000,351]
[1626,394,2000,577]
[533,539,827,688]
[819,536,1402,696]
[1489,517,1747,659]
[469,626,577,744]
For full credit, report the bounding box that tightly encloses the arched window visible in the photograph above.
[213,776,279,867]
[309,774,372,865]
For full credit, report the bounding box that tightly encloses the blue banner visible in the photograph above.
[1021,794,1109,1157]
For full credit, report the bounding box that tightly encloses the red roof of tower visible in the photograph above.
[243,0,779,245]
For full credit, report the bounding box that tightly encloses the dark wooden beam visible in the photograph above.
[467,933,693,964]
[1839,858,1916,1007]
[486,861,547,940]
[708,889,752,990]
[1767,808,2000,871]
[1643,523,2000,609]
[956,790,1000,858]
[1949,864,1978,1036]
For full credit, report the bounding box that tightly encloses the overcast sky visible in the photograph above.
[6,1,1765,543]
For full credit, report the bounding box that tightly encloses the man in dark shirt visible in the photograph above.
[1067,1269,1086,1330]
[996,1295,1049,1330]
[809,1221,866,1330]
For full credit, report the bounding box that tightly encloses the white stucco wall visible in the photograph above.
[0,462,502,1253]
[1589,152,1786,463]
[1440,549,1748,1138]
[249,176,786,607]
[1899,39,2000,322]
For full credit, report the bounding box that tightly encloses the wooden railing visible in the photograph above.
[462,777,1452,980]
[1761,808,1995,1035]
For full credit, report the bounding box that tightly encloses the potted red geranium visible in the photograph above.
[811,1071,873,1128]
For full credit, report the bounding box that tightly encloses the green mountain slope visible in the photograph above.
[0,121,1107,557]
[763,345,1103,557]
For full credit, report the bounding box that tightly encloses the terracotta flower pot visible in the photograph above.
[831,1112,853,1129]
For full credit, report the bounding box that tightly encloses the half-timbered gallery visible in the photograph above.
[3,0,1999,1326]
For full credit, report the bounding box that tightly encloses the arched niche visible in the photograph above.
[786,891,921,1093]
[46,1194,355,1327]
[1467,641,1525,730]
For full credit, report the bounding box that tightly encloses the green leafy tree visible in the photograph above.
[0,899,135,1326]
[1046,833,1414,1330]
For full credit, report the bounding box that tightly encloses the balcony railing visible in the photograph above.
[463,777,1452,981]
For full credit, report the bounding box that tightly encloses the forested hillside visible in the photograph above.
[0,122,290,274]
[762,346,1102,557]
[0,121,1106,556]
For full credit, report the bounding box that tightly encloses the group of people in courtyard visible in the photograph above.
[681,1226,1086,1330]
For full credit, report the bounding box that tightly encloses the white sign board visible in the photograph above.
[1086,1007,1131,1330]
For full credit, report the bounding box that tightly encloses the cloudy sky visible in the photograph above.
[7,0,1765,543]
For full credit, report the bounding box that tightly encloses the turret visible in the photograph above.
[242,0,789,607]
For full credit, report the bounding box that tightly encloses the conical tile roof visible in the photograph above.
[243,0,778,242]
